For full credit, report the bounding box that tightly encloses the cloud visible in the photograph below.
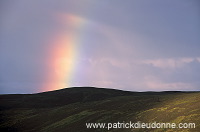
[141,75,197,91]
[69,56,200,91]
[197,57,200,62]
[134,58,200,91]
[141,57,199,69]
[146,81,196,91]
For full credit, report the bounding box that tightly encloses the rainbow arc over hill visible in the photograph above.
[41,13,118,92]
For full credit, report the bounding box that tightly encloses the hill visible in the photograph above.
[0,87,199,132]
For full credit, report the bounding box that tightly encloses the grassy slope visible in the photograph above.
[0,87,199,132]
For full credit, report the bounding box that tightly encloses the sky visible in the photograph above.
[0,0,200,94]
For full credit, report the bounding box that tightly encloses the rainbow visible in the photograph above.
[41,13,119,92]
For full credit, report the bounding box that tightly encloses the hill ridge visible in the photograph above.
[0,87,200,132]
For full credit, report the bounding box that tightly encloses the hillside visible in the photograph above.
[0,87,199,132]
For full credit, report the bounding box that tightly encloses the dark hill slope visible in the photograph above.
[0,87,138,109]
[0,87,199,132]
[0,87,177,109]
